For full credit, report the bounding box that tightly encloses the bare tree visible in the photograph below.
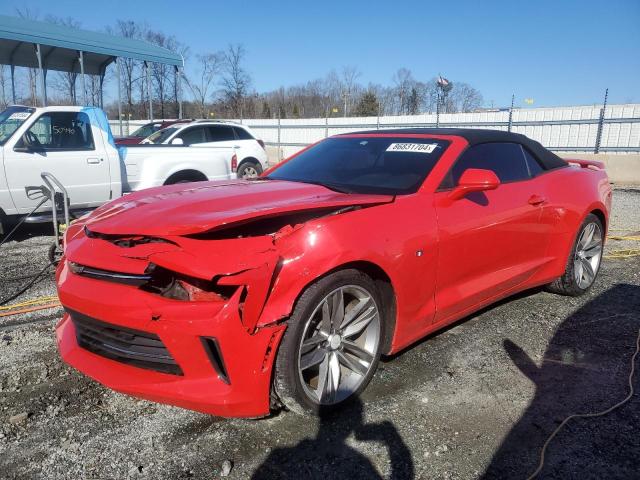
[393,68,418,115]
[220,44,251,118]
[108,20,142,117]
[45,15,82,104]
[0,65,8,108]
[449,82,483,112]
[340,66,361,116]
[16,8,40,105]
[185,53,223,118]
[145,30,175,118]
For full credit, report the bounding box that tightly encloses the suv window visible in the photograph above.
[177,126,207,145]
[206,126,236,142]
[232,127,253,140]
[441,142,531,188]
[22,111,94,150]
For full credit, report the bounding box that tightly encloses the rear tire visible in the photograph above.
[237,160,262,179]
[274,269,385,415]
[547,213,604,296]
[164,171,207,185]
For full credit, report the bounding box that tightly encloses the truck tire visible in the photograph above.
[164,170,208,185]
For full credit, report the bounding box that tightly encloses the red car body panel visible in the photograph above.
[55,132,612,417]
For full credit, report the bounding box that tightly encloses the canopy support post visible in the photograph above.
[116,57,123,136]
[35,43,46,107]
[10,65,16,104]
[175,65,182,119]
[79,51,86,105]
[145,61,153,121]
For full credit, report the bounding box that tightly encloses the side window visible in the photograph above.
[24,112,95,150]
[177,127,206,145]
[232,127,253,140]
[522,147,544,177]
[206,126,236,142]
[442,142,530,188]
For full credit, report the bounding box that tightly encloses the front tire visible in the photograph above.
[547,213,604,296]
[274,269,384,415]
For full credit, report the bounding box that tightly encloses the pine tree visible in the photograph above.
[353,91,380,116]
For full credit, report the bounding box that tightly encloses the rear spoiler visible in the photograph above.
[566,158,605,170]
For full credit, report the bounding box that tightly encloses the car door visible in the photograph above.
[4,110,111,214]
[433,142,551,322]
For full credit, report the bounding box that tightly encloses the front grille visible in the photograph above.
[69,309,183,376]
[69,262,152,286]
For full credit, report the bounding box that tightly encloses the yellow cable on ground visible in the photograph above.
[604,249,640,259]
[608,235,640,241]
[0,302,61,318]
[527,327,640,479]
[0,295,59,311]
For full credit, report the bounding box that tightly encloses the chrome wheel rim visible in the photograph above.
[297,285,381,405]
[241,166,259,178]
[574,222,603,289]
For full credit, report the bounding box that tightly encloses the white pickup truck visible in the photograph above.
[0,105,239,233]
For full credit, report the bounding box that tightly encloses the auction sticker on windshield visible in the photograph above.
[8,112,31,120]
[386,143,438,153]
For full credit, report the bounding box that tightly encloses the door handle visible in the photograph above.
[87,158,101,164]
[528,194,546,206]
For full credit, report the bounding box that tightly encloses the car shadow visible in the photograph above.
[251,396,414,479]
[1,222,55,243]
[482,283,640,479]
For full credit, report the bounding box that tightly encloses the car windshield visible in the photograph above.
[146,127,179,144]
[131,123,159,138]
[0,106,36,145]
[266,136,450,195]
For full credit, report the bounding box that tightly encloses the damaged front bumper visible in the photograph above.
[55,252,286,418]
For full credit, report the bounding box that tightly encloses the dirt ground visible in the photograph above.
[1,188,639,480]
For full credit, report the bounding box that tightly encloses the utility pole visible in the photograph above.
[594,88,608,154]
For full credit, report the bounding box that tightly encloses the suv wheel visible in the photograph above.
[237,160,262,179]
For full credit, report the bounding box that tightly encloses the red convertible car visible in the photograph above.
[55,129,612,417]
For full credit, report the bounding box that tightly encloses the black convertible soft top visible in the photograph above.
[341,128,568,171]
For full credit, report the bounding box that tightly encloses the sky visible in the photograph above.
[1,0,638,108]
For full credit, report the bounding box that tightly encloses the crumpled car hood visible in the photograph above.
[84,179,394,236]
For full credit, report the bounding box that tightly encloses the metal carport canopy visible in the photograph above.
[0,14,183,74]
[0,14,184,125]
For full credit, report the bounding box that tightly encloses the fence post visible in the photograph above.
[507,94,514,132]
[277,113,282,162]
[325,116,328,138]
[594,88,608,154]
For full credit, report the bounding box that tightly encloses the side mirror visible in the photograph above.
[170,137,184,146]
[448,168,500,200]
[13,133,33,153]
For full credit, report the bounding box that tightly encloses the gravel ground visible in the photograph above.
[1,188,639,480]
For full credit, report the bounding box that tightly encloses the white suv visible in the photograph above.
[143,121,268,178]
